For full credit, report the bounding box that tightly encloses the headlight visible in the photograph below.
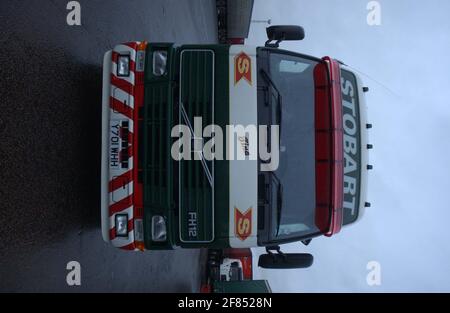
[152,50,167,76]
[151,215,167,242]
[117,55,130,77]
[115,214,128,237]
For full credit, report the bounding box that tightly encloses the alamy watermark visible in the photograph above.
[66,261,81,286]
[171,117,280,172]
[366,261,381,286]
[367,1,382,26]
[66,1,81,26]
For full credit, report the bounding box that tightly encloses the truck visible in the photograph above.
[101,25,371,269]
[205,249,253,286]
[201,248,272,293]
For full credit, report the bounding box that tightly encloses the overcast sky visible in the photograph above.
[248,0,450,292]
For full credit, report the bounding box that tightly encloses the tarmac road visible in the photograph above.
[0,0,217,292]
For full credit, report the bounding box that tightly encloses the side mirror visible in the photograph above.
[258,253,314,269]
[265,25,305,48]
[258,246,314,269]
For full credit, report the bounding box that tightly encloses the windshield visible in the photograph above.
[263,51,321,241]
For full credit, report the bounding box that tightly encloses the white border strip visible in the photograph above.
[101,50,113,242]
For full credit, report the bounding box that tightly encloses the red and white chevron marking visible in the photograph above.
[107,42,145,250]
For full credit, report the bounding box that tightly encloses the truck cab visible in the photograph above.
[101,25,370,268]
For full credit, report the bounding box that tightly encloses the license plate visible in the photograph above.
[109,120,129,169]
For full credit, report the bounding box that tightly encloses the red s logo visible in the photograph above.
[235,207,252,241]
[234,52,252,85]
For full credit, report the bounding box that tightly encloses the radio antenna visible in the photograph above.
[344,64,401,99]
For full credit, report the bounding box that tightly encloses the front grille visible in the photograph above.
[141,83,172,209]
[178,49,215,243]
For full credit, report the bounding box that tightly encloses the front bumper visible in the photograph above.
[101,43,145,250]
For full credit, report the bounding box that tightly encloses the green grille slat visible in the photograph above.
[143,83,172,211]
[179,49,215,243]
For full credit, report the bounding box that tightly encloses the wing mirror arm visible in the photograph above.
[265,245,286,260]
[265,36,285,48]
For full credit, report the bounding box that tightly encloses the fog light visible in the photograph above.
[117,55,130,77]
[115,214,128,237]
[151,215,167,242]
[152,50,167,76]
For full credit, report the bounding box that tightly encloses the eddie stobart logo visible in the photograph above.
[341,70,361,222]
[234,52,252,85]
[234,207,252,241]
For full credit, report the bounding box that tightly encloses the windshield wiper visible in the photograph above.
[259,69,283,137]
[269,171,284,236]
